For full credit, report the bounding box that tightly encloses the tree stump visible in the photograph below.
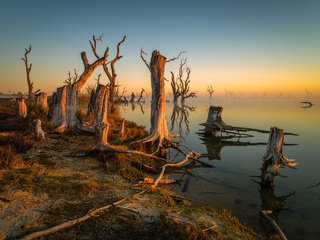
[16,97,27,118]
[35,92,48,110]
[50,85,79,132]
[261,127,297,188]
[204,106,225,135]
[34,119,45,140]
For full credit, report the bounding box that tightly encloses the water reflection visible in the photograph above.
[170,102,196,136]
[200,135,266,160]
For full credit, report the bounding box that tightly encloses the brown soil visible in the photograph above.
[0,98,262,240]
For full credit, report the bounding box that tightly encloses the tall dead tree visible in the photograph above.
[261,127,297,188]
[134,49,175,149]
[102,35,126,110]
[50,35,109,132]
[177,58,196,105]
[21,45,40,101]
[136,88,146,103]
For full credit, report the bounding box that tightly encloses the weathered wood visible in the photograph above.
[261,127,297,188]
[34,119,45,140]
[21,45,40,101]
[50,36,109,132]
[16,97,27,118]
[202,106,298,137]
[50,85,78,133]
[20,190,147,240]
[134,50,173,148]
[35,92,48,110]
[102,36,126,111]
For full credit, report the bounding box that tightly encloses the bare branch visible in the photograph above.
[140,48,150,71]
[94,74,101,85]
[166,51,186,63]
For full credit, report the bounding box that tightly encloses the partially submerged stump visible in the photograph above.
[16,97,27,118]
[261,127,297,188]
[201,106,297,137]
[35,92,48,110]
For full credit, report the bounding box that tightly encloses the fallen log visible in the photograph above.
[20,190,147,240]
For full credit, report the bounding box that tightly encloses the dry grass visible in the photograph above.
[0,145,19,169]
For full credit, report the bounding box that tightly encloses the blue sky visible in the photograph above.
[0,0,319,96]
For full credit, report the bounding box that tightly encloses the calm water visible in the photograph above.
[121,97,320,239]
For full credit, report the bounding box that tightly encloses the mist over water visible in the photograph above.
[121,96,320,239]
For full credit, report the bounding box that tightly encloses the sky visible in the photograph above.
[0,0,319,97]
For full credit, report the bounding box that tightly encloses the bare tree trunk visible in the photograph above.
[261,127,297,188]
[129,92,136,103]
[135,50,172,147]
[50,37,109,132]
[78,84,109,133]
[204,106,225,135]
[16,97,27,118]
[35,92,48,110]
[136,88,145,103]
[50,85,79,132]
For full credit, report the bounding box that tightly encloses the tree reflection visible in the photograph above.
[200,135,266,160]
[170,102,196,136]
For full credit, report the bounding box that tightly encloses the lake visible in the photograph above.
[121,96,320,239]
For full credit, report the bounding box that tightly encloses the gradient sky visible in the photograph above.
[0,0,319,97]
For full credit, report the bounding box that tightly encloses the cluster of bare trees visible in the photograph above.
[170,58,197,105]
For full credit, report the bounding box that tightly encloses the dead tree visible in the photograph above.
[177,58,196,105]
[16,97,27,118]
[50,35,109,132]
[80,84,110,133]
[136,88,146,103]
[129,92,136,103]
[170,71,181,103]
[35,92,48,110]
[21,45,40,101]
[261,127,297,188]
[102,35,126,110]
[207,85,215,99]
[201,106,298,137]
[133,49,176,150]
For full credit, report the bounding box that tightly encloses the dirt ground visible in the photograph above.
[0,99,262,240]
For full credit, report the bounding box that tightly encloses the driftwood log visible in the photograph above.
[16,97,27,118]
[201,106,298,137]
[261,127,297,188]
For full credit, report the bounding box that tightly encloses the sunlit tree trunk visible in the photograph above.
[16,97,27,118]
